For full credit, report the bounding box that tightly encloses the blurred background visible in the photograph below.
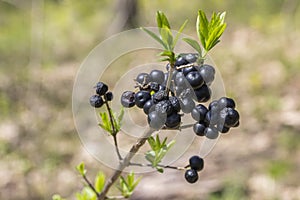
[0,0,300,199]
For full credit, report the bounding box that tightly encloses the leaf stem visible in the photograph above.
[129,162,186,171]
[98,127,155,200]
[82,174,100,198]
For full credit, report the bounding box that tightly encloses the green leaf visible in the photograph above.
[197,10,208,44]
[173,19,188,49]
[99,112,112,134]
[94,172,105,193]
[160,27,173,50]
[118,172,142,198]
[156,11,170,29]
[76,162,86,176]
[141,27,168,49]
[156,167,164,173]
[206,23,226,51]
[182,38,202,55]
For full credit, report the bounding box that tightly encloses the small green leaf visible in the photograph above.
[76,162,86,176]
[52,194,66,200]
[118,172,142,198]
[141,27,168,49]
[156,167,164,173]
[99,112,113,134]
[156,11,170,29]
[182,38,202,56]
[94,171,105,193]
[173,19,188,49]
[197,10,208,43]
[160,28,173,50]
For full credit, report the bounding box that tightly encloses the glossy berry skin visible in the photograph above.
[219,107,240,127]
[199,64,215,85]
[143,100,155,114]
[165,112,181,128]
[209,100,219,110]
[217,97,236,110]
[180,97,195,114]
[183,53,198,63]
[135,91,151,108]
[185,71,204,89]
[90,95,104,108]
[193,123,206,136]
[191,104,208,122]
[95,82,108,96]
[121,91,135,108]
[217,122,230,133]
[149,82,160,92]
[175,56,189,67]
[185,169,198,184]
[204,127,219,139]
[150,70,165,84]
[147,111,166,130]
[189,156,204,171]
[104,91,113,101]
[182,66,198,76]
[205,110,219,125]
[193,84,211,102]
[136,73,151,84]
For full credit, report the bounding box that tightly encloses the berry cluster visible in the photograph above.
[89,82,113,108]
[121,69,182,130]
[185,155,204,183]
[192,97,240,139]
[120,53,218,130]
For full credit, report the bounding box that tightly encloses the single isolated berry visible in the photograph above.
[121,91,135,108]
[95,82,108,96]
[189,156,204,171]
[89,95,104,108]
[185,169,198,184]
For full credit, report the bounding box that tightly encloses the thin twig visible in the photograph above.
[83,174,100,198]
[113,135,123,160]
[129,162,186,171]
[98,127,155,200]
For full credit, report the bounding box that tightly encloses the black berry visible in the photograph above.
[136,73,151,85]
[95,82,108,96]
[193,84,211,102]
[121,91,135,108]
[217,97,236,109]
[219,107,240,127]
[150,70,165,84]
[165,112,181,128]
[191,104,208,122]
[135,91,151,108]
[193,122,206,136]
[204,127,219,139]
[199,64,215,85]
[90,95,104,108]
[104,91,113,101]
[189,156,204,171]
[147,111,166,130]
[185,169,198,184]
[185,71,204,89]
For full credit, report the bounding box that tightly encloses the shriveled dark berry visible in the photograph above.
[152,90,167,103]
[193,122,206,136]
[169,96,181,112]
[155,100,173,115]
[165,112,181,128]
[104,91,113,101]
[150,70,165,84]
[90,95,104,108]
[204,127,219,139]
[121,91,135,108]
[189,156,204,171]
[95,82,108,96]
[185,169,198,184]
[199,64,215,85]
[149,82,160,92]
[135,91,151,108]
[191,104,208,122]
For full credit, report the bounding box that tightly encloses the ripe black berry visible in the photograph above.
[150,70,165,84]
[149,82,160,92]
[217,97,236,109]
[121,91,135,108]
[205,110,219,125]
[95,82,108,96]
[165,112,181,128]
[191,104,208,122]
[147,111,166,130]
[189,156,204,171]
[104,91,113,101]
[183,53,198,63]
[136,73,151,85]
[143,99,155,114]
[219,107,240,127]
[135,91,151,108]
[204,127,219,139]
[185,169,198,184]
[185,71,204,89]
[193,122,206,136]
[175,56,189,67]
[169,96,181,112]
[180,97,195,114]
[182,66,198,76]
[208,100,219,110]
[193,84,211,102]
[199,64,215,85]
[89,95,104,108]
[217,122,230,133]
